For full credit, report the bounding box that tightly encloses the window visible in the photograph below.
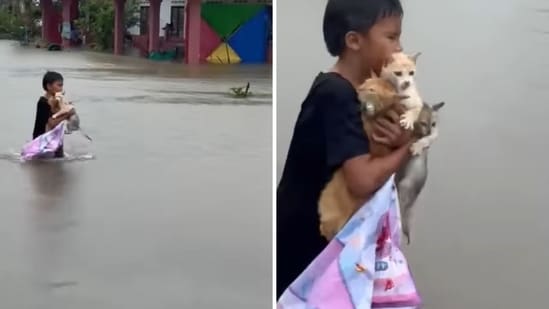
[139,6,149,35]
[170,6,185,38]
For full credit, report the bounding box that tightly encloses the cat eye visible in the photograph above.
[394,71,402,77]
[409,71,415,76]
[432,122,436,127]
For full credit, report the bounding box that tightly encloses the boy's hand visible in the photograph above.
[371,104,414,148]
[67,105,76,115]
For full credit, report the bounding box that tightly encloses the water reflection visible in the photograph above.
[25,162,80,308]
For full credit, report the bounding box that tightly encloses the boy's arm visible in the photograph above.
[322,88,411,201]
[52,105,75,119]
[344,106,413,199]
[342,142,411,200]
[47,111,73,130]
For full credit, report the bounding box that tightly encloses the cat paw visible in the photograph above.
[399,114,415,130]
[410,142,425,155]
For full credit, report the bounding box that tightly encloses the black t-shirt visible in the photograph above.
[276,72,370,297]
[33,96,52,139]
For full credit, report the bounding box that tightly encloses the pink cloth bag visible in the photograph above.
[371,213,421,308]
[278,177,422,309]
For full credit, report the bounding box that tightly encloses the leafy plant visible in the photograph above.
[0,0,41,40]
[75,0,139,51]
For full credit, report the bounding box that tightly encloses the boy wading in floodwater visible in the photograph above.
[276,0,413,298]
[32,71,75,158]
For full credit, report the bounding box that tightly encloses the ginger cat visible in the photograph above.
[318,75,443,242]
[318,77,407,241]
[47,92,85,138]
[47,92,75,132]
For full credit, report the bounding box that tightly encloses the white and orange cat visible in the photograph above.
[381,52,424,136]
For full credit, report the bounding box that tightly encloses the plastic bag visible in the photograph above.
[21,122,65,161]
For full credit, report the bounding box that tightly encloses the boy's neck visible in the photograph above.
[331,58,370,88]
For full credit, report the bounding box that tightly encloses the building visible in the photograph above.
[127,0,187,59]
[129,0,272,64]
[38,0,272,65]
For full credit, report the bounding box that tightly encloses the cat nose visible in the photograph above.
[401,81,410,90]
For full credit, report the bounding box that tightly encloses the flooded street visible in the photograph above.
[0,41,271,308]
[278,0,549,308]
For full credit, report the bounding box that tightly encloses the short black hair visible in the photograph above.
[322,0,403,57]
[42,71,63,91]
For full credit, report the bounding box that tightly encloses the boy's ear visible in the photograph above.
[344,31,361,52]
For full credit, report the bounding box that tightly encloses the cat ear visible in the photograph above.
[432,101,445,111]
[394,94,410,101]
[370,70,378,78]
[410,52,422,63]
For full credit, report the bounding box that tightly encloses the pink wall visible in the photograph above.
[185,0,201,65]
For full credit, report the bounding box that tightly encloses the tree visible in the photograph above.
[0,0,40,40]
[75,0,139,51]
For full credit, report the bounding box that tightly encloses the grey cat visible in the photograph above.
[66,110,92,141]
[395,101,444,244]
[66,112,80,133]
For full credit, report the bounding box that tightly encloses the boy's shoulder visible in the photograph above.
[306,72,358,104]
[37,96,50,107]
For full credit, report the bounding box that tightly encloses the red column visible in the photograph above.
[185,0,201,65]
[40,0,49,40]
[70,0,79,21]
[41,0,62,45]
[148,0,162,54]
[113,0,125,55]
[61,0,72,48]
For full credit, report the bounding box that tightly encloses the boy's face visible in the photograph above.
[347,16,403,75]
[47,80,64,94]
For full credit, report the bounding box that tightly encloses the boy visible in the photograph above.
[32,71,75,158]
[277,0,414,297]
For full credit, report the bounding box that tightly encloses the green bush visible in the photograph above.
[0,8,25,39]
[0,1,45,41]
[76,0,139,51]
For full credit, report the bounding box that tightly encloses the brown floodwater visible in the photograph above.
[0,40,272,309]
